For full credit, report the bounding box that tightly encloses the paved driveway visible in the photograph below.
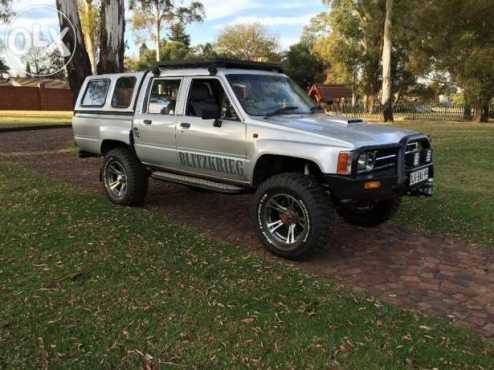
[1,127,493,338]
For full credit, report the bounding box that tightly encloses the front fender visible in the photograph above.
[251,139,348,174]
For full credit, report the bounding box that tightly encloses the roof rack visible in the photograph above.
[157,58,284,73]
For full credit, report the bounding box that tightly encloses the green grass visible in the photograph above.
[393,121,494,247]
[0,162,493,369]
[0,110,72,128]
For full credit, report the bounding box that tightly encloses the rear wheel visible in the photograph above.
[337,197,401,227]
[254,173,334,259]
[102,147,148,206]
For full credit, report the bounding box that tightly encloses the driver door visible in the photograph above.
[133,77,183,170]
[176,77,248,183]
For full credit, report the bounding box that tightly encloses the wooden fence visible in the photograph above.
[0,86,73,111]
[327,103,493,121]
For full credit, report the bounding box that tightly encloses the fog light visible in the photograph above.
[426,149,432,162]
[364,181,382,190]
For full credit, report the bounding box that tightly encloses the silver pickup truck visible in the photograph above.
[73,59,434,259]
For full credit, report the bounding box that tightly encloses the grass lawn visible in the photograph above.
[0,162,493,369]
[393,121,494,247]
[0,110,72,129]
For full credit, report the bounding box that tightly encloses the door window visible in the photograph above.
[186,79,239,121]
[147,79,181,115]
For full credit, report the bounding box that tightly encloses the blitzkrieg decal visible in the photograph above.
[179,152,244,176]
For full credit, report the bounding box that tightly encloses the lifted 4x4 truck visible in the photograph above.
[73,59,434,259]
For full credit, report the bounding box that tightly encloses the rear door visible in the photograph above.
[176,77,248,183]
[133,76,185,169]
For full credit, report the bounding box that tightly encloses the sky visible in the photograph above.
[0,0,328,76]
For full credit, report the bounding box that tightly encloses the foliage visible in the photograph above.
[0,57,9,74]
[131,40,195,70]
[410,0,494,121]
[215,23,280,62]
[0,162,493,369]
[0,0,12,22]
[22,47,67,78]
[169,21,191,48]
[310,0,433,111]
[282,42,326,88]
[129,0,204,61]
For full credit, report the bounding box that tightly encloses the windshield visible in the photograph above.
[226,74,316,116]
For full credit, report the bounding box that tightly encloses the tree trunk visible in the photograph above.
[156,17,161,62]
[155,0,161,63]
[55,0,92,103]
[80,0,97,74]
[474,102,490,123]
[381,0,394,122]
[97,0,125,74]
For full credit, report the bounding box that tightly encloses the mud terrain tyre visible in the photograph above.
[337,197,401,227]
[102,147,148,206]
[254,173,334,259]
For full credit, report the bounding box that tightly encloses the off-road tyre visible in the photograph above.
[102,147,148,206]
[337,197,401,227]
[254,173,334,259]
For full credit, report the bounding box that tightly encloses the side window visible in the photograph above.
[186,79,239,121]
[81,79,110,107]
[111,77,137,108]
[147,79,181,115]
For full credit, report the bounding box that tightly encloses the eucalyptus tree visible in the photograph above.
[55,0,92,100]
[129,0,205,62]
[215,23,280,62]
[79,0,99,74]
[97,0,125,73]
[381,0,393,121]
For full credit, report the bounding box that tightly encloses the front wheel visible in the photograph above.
[337,197,401,227]
[102,147,148,206]
[254,173,334,259]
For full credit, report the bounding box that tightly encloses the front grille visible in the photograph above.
[405,139,432,169]
[374,147,399,171]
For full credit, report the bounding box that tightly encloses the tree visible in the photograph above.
[55,0,92,101]
[0,57,9,77]
[169,21,190,48]
[97,0,125,74]
[282,42,326,88]
[381,0,393,121]
[0,0,13,22]
[411,0,494,122]
[215,23,280,62]
[129,0,204,63]
[79,0,100,74]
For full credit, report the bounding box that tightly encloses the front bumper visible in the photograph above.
[324,135,434,203]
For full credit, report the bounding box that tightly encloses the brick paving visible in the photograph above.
[1,127,493,338]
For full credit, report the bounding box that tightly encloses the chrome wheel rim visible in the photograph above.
[262,193,309,249]
[104,159,127,199]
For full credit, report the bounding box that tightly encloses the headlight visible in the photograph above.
[357,152,376,172]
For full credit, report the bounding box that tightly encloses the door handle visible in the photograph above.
[143,119,152,125]
[180,122,191,129]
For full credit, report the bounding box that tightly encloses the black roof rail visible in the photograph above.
[157,58,283,74]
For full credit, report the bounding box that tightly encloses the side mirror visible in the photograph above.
[201,107,220,120]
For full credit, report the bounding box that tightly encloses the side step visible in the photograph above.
[151,171,246,194]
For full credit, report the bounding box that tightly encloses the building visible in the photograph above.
[308,84,353,107]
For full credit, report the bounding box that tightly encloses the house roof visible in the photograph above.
[308,84,353,102]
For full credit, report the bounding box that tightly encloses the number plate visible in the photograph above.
[409,168,429,186]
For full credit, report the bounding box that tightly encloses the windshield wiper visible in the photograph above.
[264,106,300,117]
